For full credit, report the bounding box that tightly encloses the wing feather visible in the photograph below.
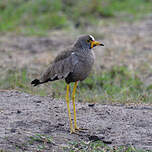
[40,50,78,83]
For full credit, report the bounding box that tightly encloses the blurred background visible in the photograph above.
[0,0,152,104]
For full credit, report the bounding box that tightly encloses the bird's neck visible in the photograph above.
[73,47,94,59]
[74,42,91,55]
[74,40,90,50]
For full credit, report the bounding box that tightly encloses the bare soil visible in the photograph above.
[0,90,152,151]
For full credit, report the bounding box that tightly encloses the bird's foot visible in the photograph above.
[74,126,88,132]
[70,128,76,134]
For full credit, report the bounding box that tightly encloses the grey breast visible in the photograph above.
[65,48,95,83]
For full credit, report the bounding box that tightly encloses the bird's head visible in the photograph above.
[74,35,104,50]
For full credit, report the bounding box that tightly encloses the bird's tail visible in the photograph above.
[31,79,41,86]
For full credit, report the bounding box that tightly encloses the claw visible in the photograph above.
[70,128,76,134]
[75,126,88,132]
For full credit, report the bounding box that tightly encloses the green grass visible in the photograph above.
[27,134,55,151]
[0,66,151,104]
[51,66,152,103]
[27,134,152,152]
[28,133,55,145]
[0,68,48,96]
[0,0,151,34]
[22,134,152,151]
[0,0,67,35]
[63,140,149,152]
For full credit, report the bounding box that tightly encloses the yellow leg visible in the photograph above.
[72,82,79,130]
[66,84,75,133]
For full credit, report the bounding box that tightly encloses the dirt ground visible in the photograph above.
[0,90,152,151]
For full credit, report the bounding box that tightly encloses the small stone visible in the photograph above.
[58,123,64,126]
[33,100,41,103]
[10,128,16,133]
[88,135,101,141]
[17,110,21,114]
[102,140,112,144]
[88,103,95,107]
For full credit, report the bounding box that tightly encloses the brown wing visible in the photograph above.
[40,48,78,82]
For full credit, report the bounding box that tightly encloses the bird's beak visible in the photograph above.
[91,40,104,48]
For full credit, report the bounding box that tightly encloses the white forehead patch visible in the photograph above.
[89,35,95,41]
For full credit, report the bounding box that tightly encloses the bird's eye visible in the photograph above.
[87,39,90,43]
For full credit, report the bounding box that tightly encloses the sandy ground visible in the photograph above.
[0,90,152,151]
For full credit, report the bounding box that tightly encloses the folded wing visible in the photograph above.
[40,50,78,83]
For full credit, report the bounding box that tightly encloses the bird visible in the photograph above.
[31,35,104,133]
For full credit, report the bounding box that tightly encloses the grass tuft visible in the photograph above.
[1,66,151,104]
[0,0,151,34]
[63,140,148,152]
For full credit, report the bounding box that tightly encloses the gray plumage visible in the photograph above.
[31,35,103,86]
